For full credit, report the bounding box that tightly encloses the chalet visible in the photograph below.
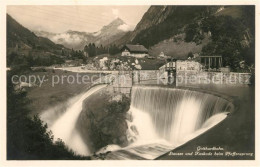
[121,44,148,58]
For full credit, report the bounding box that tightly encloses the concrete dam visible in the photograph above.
[131,85,233,143]
[102,85,234,159]
[41,76,235,159]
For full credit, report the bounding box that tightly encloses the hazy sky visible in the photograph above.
[7,6,150,33]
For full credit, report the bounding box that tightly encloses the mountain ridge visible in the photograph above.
[34,17,130,50]
[7,14,66,52]
[7,14,68,67]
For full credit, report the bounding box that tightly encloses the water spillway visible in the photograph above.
[40,84,234,159]
[41,84,107,156]
[130,86,233,147]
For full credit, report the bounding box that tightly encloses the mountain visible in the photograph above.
[7,14,68,67]
[113,6,254,71]
[35,30,95,51]
[129,6,177,42]
[7,14,64,52]
[34,18,130,50]
[93,18,130,46]
[115,6,222,47]
[112,6,224,57]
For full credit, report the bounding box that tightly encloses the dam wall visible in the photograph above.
[58,66,252,88]
[100,85,235,160]
[176,71,251,85]
[102,70,251,96]
[130,85,234,145]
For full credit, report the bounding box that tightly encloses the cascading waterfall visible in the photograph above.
[41,84,107,156]
[40,84,233,159]
[130,86,233,147]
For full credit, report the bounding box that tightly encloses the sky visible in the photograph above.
[7,6,150,33]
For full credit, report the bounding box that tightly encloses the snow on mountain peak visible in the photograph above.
[118,24,130,31]
[93,31,101,36]
[34,17,129,49]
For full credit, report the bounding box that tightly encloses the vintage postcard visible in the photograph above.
[0,0,259,166]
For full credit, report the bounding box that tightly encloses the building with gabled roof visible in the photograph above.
[121,44,148,58]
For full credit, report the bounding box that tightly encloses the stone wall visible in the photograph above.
[108,70,252,95]
[176,72,251,85]
[176,60,202,72]
[109,70,161,94]
[109,71,132,95]
[132,70,159,83]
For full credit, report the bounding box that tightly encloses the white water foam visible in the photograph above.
[41,84,107,156]
[130,86,232,147]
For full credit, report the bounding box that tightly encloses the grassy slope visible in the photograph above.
[148,6,244,59]
[149,34,210,59]
[146,6,246,60]
[110,7,248,69]
[26,69,100,116]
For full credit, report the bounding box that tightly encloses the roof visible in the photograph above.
[123,44,148,53]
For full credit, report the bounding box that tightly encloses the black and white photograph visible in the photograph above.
[0,0,259,165]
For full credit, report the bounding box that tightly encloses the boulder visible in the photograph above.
[77,90,131,152]
[135,64,142,70]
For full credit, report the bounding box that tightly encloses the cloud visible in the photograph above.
[51,33,83,45]
[112,9,119,18]
[117,24,130,32]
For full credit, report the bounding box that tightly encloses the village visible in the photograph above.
[53,43,251,86]
[5,5,256,162]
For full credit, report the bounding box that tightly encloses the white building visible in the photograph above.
[159,60,202,78]
[121,44,148,58]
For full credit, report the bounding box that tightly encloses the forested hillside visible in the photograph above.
[114,6,255,71]
[7,14,67,67]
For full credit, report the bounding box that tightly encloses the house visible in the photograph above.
[121,44,148,58]
[159,59,202,78]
